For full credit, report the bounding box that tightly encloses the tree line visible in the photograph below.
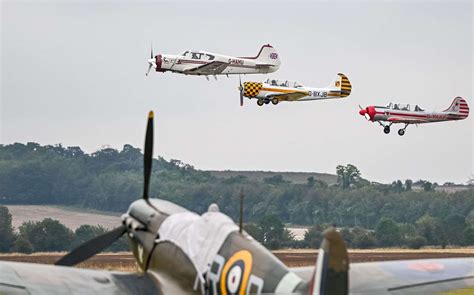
[0,142,473,250]
[0,206,127,253]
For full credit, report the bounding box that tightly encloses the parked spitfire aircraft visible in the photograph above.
[237,73,351,106]
[145,44,281,78]
[1,112,473,294]
[359,97,470,136]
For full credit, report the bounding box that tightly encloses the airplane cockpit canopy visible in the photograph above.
[265,79,303,88]
[181,51,215,60]
[386,103,424,112]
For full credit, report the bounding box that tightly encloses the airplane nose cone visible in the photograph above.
[155,54,164,72]
[367,106,376,121]
[359,109,367,116]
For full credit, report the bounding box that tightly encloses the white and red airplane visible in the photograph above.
[359,97,469,136]
[145,44,281,78]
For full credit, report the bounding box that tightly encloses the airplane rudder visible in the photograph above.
[309,227,349,295]
[337,73,351,97]
[445,96,469,117]
[257,44,281,66]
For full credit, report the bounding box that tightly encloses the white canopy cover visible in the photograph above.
[157,210,239,274]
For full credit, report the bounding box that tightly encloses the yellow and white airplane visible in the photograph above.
[238,73,352,106]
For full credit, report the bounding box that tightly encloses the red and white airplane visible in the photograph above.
[145,44,280,78]
[359,97,469,136]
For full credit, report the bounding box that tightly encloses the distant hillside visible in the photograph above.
[207,170,338,185]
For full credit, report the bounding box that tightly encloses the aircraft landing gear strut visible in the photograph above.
[398,124,409,136]
[380,122,392,134]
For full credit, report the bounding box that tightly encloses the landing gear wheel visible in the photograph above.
[398,129,405,136]
[264,99,270,105]
[257,99,264,106]
[383,126,390,134]
[271,98,279,105]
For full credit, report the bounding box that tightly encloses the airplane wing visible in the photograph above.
[292,258,474,294]
[267,92,308,101]
[387,116,429,124]
[0,261,161,295]
[183,61,229,75]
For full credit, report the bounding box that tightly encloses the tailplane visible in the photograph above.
[309,227,349,295]
[327,73,352,98]
[242,44,281,67]
[443,96,469,118]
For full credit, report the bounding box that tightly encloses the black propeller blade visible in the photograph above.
[239,75,244,106]
[143,111,154,200]
[55,111,156,267]
[55,225,126,266]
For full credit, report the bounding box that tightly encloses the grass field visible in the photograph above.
[1,248,473,271]
[207,170,338,184]
[5,205,121,231]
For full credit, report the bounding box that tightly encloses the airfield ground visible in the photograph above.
[3,205,474,271]
[1,249,473,271]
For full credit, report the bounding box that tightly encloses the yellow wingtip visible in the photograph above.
[148,111,154,119]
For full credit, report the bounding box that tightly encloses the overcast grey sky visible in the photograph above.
[1,1,473,184]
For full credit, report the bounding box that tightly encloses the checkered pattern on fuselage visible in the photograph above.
[243,82,262,97]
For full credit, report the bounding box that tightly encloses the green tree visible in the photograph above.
[0,206,16,252]
[72,225,107,249]
[375,218,401,247]
[258,215,293,249]
[336,164,362,189]
[406,236,426,249]
[11,235,33,253]
[404,179,413,191]
[243,223,263,243]
[423,181,433,192]
[307,176,316,187]
[352,231,376,248]
[415,215,444,246]
[442,214,466,245]
[304,225,325,248]
[19,219,73,252]
[462,226,474,246]
[391,180,404,193]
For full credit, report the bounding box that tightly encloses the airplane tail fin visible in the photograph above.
[443,96,469,118]
[244,44,281,67]
[327,73,352,98]
[309,227,349,295]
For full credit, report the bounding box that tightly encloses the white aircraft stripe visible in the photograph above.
[275,271,303,293]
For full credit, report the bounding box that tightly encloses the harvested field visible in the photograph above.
[1,249,473,272]
[5,205,121,231]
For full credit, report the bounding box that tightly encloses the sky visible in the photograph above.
[1,0,473,184]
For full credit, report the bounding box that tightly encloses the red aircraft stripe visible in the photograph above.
[376,112,428,119]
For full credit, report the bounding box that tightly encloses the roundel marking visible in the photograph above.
[220,250,253,295]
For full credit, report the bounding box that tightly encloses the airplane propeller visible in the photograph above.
[55,111,155,266]
[146,45,155,76]
[238,75,244,106]
[359,105,370,121]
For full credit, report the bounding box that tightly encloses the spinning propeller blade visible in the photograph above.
[146,44,155,76]
[146,64,153,76]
